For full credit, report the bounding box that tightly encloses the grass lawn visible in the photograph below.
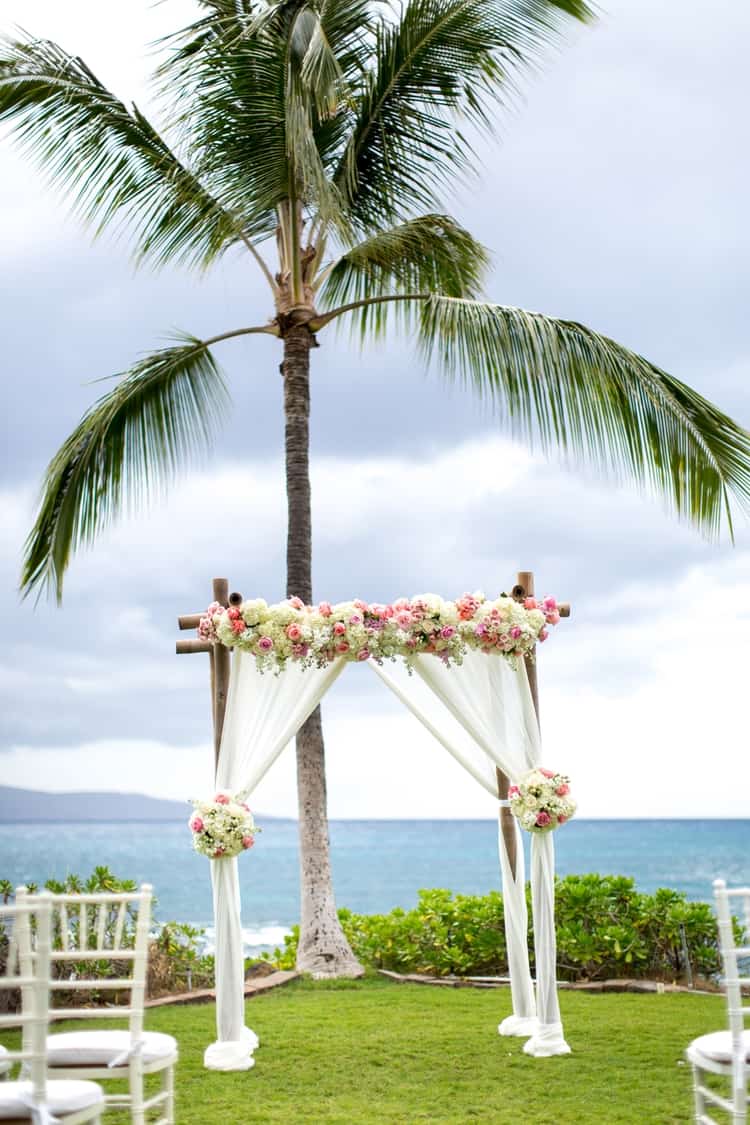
[137,975,720,1123]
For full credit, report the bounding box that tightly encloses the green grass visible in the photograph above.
[3,976,728,1122]
[153,975,720,1123]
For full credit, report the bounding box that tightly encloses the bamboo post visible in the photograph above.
[496,570,539,879]
[212,579,230,771]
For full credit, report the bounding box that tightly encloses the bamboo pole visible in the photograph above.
[175,639,213,655]
[178,614,202,631]
[212,579,230,771]
[496,570,542,879]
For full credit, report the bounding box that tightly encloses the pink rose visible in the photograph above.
[354,599,368,611]
[318,601,332,617]
[349,613,362,625]
[240,803,250,811]
[542,596,557,611]
[524,597,537,610]
[291,643,309,658]
[357,648,370,661]
[228,606,241,620]
[289,596,304,610]
[440,625,455,640]
[286,623,302,640]
[333,622,346,636]
[556,784,569,796]
[510,626,522,640]
[189,816,204,832]
[396,612,412,629]
[335,641,350,654]
[545,611,561,626]
[538,628,548,642]
[507,786,519,798]
[535,811,551,828]
[557,814,568,825]
[382,605,395,619]
[215,793,230,804]
[213,846,225,857]
[231,619,246,635]
[242,836,255,849]
[538,768,555,778]
[258,636,274,651]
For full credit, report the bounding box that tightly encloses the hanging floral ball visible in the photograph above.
[189,792,260,859]
[508,768,576,834]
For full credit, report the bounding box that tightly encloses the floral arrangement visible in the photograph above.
[508,768,576,834]
[189,792,259,859]
[197,591,560,674]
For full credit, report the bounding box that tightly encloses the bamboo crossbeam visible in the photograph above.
[178,614,202,630]
[176,639,212,655]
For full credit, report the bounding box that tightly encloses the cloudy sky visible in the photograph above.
[1,0,748,819]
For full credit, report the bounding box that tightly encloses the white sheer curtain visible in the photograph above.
[370,650,569,1057]
[204,651,346,1071]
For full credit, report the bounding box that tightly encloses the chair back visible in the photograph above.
[17,884,153,1044]
[714,878,750,1114]
[0,894,53,1104]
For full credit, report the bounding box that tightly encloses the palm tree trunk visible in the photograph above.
[282,324,363,978]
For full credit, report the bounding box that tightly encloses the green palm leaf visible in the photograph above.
[319,214,489,334]
[0,35,245,268]
[22,336,230,602]
[417,297,750,536]
[335,0,592,230]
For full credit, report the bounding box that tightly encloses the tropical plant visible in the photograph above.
[3,0,750,975]
[268,878,730,984]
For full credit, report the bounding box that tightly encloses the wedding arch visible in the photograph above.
[176,572,571,1071]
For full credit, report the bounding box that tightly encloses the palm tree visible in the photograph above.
[3,0,750,976]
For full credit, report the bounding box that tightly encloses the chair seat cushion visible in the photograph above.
[47,1029,177,1068]
[0,1079,104,1118]
[689,1029,750,1064]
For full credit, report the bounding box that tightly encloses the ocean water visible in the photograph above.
[1,819,748,954]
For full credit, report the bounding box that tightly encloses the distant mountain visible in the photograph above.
[0,786,194,822]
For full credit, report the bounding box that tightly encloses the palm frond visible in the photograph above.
[335,0,592,230]
[0,34,251,269]
[157,0,369,235]
[417,297,750,537]
[22,336,230,602]
[319,214,489,335]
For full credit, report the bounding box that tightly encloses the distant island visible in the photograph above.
[0,786,286,823]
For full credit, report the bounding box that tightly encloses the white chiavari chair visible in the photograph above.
[0,892,104,1123]
[687,879,750,1123]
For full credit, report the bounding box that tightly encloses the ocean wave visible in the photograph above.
[200,924,292,954]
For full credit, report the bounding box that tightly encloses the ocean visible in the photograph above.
[1,819,748,955]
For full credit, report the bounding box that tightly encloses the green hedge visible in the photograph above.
[268,875,724,982]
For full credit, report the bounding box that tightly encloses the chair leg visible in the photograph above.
[130,1056,146,1125]
[691,1062,706,1123]
[164,1062,175,1125]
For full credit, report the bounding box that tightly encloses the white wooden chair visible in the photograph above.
[687,879,750,1123]
[18,884,178,1125]
[0,893,104,1122]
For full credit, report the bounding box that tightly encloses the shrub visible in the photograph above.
[268,875,727,983]
[0,867,215,1006]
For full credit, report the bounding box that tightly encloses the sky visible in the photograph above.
[0,0,748,819]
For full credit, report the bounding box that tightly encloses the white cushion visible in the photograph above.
[0,1046,10,1075]
[0,1079,104,1118]
[47,1030,177,1068]
[689,1029,750,1064]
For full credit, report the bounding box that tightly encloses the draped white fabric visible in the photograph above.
[369,650,569,1056]
[204,651,346,1071]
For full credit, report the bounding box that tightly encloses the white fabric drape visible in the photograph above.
[204,651,346,1071]
[370,650,569,1056]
